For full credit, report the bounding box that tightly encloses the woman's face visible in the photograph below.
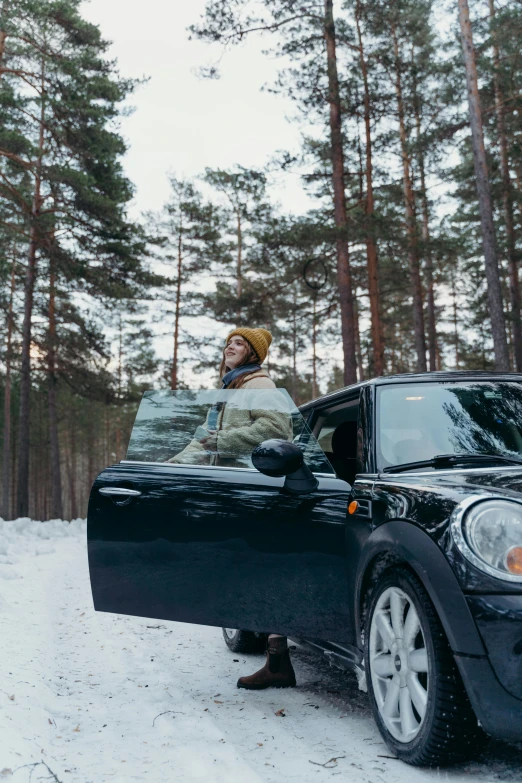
[224,336,249,369]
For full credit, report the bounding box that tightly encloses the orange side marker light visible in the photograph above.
[348,501,358,515]
[506,546,522,575]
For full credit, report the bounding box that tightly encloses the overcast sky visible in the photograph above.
[79,0,327,380]
[82,0,314,217]
[77,1,469,388]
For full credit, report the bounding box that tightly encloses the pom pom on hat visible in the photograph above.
[225,327,272,363]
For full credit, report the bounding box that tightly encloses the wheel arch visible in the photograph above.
[354,520,486,657]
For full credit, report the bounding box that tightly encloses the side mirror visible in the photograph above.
[252,439,319,495]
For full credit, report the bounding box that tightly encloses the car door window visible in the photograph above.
[313,397,360,483]
[126,388,335,474]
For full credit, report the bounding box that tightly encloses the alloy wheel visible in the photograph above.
[369,586,429,743]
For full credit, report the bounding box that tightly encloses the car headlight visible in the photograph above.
[451,496,522,582]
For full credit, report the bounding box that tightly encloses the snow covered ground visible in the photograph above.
[1,518,521,783]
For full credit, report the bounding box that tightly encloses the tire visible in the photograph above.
[364,566,485,766]
[222,628,268,654]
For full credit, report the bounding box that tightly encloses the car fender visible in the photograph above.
[353,519,486,656]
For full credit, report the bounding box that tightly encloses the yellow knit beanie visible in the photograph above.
[225,327,272,364]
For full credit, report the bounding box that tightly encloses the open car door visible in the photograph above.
[87,388,354,644]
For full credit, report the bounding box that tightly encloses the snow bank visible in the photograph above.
[0,517,86,612]
[0,517,86,564]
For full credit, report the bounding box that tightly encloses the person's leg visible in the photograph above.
[237,634,296,690]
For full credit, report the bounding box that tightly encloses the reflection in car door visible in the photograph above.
[87,389,354,643]
[88,461,353,642]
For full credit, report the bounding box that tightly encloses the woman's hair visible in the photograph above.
[219,338,260,389]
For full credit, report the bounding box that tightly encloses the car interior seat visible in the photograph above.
[325,420,358,484]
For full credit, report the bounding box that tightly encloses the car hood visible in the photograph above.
[413,467,522,500]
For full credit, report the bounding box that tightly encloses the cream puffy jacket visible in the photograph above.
[168,370,293,468]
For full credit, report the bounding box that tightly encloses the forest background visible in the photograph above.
[1,0,522,521]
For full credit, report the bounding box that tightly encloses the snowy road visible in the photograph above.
[1,519,521,783]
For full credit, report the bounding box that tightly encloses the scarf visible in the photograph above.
[221,363,262,389]
[206,364,263,431]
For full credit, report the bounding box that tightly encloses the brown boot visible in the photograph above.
[237,637,296,690]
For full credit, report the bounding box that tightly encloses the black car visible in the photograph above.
[87,372,522,766]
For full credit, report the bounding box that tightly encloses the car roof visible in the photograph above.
[298,370,522,413]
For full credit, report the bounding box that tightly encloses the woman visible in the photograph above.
[169,327,292,468]
[170,326,296,689]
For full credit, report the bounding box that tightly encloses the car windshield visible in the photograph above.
[377,381,522,471]
[126,388,334,474]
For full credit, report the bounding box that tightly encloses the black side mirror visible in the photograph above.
[252,439,319,495]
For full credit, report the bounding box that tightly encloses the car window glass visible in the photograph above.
[126,388,334,474]
[315,402,360,449]
[313,398,360,482]
[377,381,522,469]
[318,426,336,452]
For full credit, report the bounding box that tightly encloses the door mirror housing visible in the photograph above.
[252,439,319,495]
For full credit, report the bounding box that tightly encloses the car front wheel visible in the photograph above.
[222,628,268,654]
[364,566,484,766]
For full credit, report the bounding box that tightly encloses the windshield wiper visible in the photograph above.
[382,452,522,474]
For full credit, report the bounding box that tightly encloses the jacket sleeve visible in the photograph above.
[167,408,212,464]
[216,408,293,461]
[167,438,211,464]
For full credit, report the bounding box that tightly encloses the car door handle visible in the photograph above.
[99,487,142,498]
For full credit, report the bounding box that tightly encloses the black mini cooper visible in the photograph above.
[87,372,522,766]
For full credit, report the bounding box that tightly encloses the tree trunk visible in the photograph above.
[488,0,521,369]
[0,0,8,78]
[68,410,77,520]
[412,75,437,371]
[324,0,357,385]
[291,288,297,401]
[115,314,122,460]
[37,394,43,518]
[452,272,460,369]
[515,166,522,225]
[265,318,272,375]
[11,419,16,513]
[353,293,364,381]
[171,223,182,390]
[32,397,38,518]
[392,24,427,372]
[48,246,63,519]
[436,342,442,371]
[355,0,384,377]
[1,252,16,519]
[87,400,94,488]
[236,210,242,319]
[390,334,396,374]
[311,296,318,398]
[16,55,45,517]
[457,0,509,370]
[17,222,38,517]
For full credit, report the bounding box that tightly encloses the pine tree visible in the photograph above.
[0,246,17,518]
[203,166,270,325]
[0,0,148,515]
[191,0,358,383]
[485,0,522,368]
[152,175,218,389]
[353,0,384,376]
[457,0,509,370]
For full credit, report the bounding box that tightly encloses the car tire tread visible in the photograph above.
[365,566,486,766]
[222,628,268,654]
